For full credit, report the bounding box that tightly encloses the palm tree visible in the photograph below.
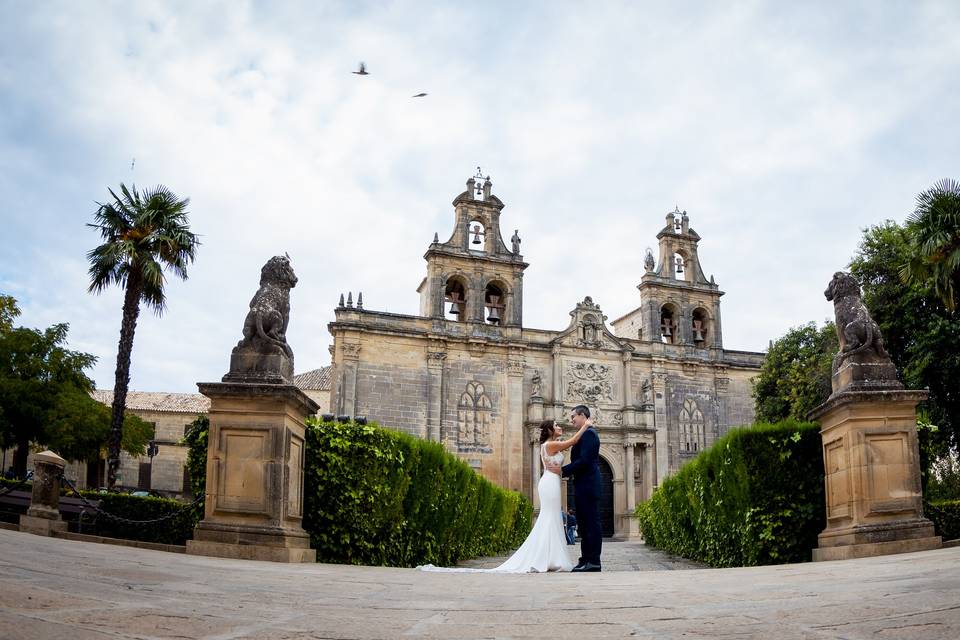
[901,178,960,311]
[87,183,199,489]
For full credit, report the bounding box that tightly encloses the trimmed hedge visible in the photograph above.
[636,419,825,567]
[73,491,198,545]
[0,478,199,544]
[926,499,960,541]
[303,418,531,567]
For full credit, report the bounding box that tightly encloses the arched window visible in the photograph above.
[469,220,486,253]
[457,381,491,451]
[484,282,506,325]
[679,398,705,454]
[673,253,686,281]
[444,277,468,321]
[660,304,678,344]
[692,307,709,345]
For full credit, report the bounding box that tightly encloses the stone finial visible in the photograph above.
[357,292,363,310]
[346,292,353,308]
[339,293,345,307]
[433,232,439,243]
[224,255,298,383]
[824,271,901,395]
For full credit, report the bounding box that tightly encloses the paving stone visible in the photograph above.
[1,529,959,639]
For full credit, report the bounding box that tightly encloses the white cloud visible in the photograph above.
[1,1,958,392]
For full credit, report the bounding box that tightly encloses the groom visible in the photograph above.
[560,405,602,572]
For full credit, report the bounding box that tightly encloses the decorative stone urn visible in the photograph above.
[809,272,940,561]
[187,256,319,563]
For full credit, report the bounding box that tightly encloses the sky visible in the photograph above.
[1,1,959,394]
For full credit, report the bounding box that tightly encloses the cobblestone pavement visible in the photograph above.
[2,529,959,639]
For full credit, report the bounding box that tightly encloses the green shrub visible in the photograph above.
[303,418,531,566]
[74,491,199,545]
[926,499,960,541]
[180,415,209,500]
[637,419,824,567]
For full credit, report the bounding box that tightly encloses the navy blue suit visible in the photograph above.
[561,427,602,567]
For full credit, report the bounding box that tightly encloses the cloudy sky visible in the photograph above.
[2,1,958,393]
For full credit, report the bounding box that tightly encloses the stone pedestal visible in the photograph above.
[187,382,319,563]
[809,390,940,561]
[20,450,68,536]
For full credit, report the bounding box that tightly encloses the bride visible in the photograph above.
[420,417,589,573]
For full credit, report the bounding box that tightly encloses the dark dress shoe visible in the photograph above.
[572,562,601,572]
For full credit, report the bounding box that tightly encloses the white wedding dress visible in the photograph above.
[419,443,573,573]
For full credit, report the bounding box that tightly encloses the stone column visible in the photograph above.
[426,348,446,442]
[187,383,319,563]
[529,433,541,511]
[652,369,669,480]
[341,343,361,418]
[505,350,525,492]
[620,440,642,539]
[624,442,636,513]
[810,390,940,561]
[643,442,657,501]
[19,450,68,537]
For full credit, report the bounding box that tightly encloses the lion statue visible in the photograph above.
[824,271,890,373]
[236,255,298,359]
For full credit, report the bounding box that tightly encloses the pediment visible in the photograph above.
[552,297,634,352]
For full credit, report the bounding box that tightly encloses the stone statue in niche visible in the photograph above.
[824,271,901,394]
[639,377,652,405]
[224,255,298,383]
[530,370,543,398]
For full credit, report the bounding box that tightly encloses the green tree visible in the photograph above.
[850,221,960,455]
[0,322,96,476]
[752,322,837,423]
[44,388,154,467]
[87,183,199,489]
[0,294,20,333]
[902,178,960,311]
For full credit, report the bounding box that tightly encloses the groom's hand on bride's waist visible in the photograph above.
[544,460,562,474]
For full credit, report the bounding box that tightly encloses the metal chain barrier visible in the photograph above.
[0,471,34,497]
[60,474,203,526]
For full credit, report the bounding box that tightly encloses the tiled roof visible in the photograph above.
[293,366,332,391]
[91,390,210,414]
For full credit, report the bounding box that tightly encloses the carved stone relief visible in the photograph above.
[457,381,493,453]
[564,361,615,404]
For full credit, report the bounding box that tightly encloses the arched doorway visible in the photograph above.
[566,457,615,537]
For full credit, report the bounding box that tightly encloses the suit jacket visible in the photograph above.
[561,427,600,494]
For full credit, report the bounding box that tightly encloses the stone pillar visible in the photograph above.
[426,348,446,442]
[652,370,669,480]
[643,442,657,500]
[187,382,319,563]
[620,440,642,539]
[19,450,68,536]
[529,434,541,511]
[505,351,525,492]
[810,390,940,561]
[341,343,361,418]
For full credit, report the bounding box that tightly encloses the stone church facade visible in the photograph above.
[328,173,763,537]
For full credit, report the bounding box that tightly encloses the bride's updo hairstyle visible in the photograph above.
[539,419,556,444]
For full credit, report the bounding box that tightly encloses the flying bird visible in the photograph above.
[412,92,428,98]
[352,62,369,75]
[130,158,135,170]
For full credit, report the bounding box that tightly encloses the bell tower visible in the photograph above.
[634,207,724,348]
[417,169,528,327]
